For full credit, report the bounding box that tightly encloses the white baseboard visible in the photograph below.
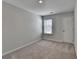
[44,38,74,44]
[2,39,41,56]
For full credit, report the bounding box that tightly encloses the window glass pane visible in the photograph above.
[44,19,52,34]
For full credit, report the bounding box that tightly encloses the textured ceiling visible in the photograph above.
[3,0,76,15]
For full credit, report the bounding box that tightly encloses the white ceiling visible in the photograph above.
[3,0,76,15]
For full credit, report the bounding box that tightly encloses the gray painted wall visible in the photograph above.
[2,1,42,58]
[43,12,74,43]
[74,4,77,54]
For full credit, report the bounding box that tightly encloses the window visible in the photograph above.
[43,19,53,35]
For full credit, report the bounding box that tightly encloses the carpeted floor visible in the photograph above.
[11,40,76,59]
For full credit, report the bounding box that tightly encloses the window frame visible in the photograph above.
[42,17,53,35]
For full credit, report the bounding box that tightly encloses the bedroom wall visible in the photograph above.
[42,12,74,43]
[2,1,42,57]
[74,4,77,54]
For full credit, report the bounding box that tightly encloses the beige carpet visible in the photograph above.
[11,40,76,59]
